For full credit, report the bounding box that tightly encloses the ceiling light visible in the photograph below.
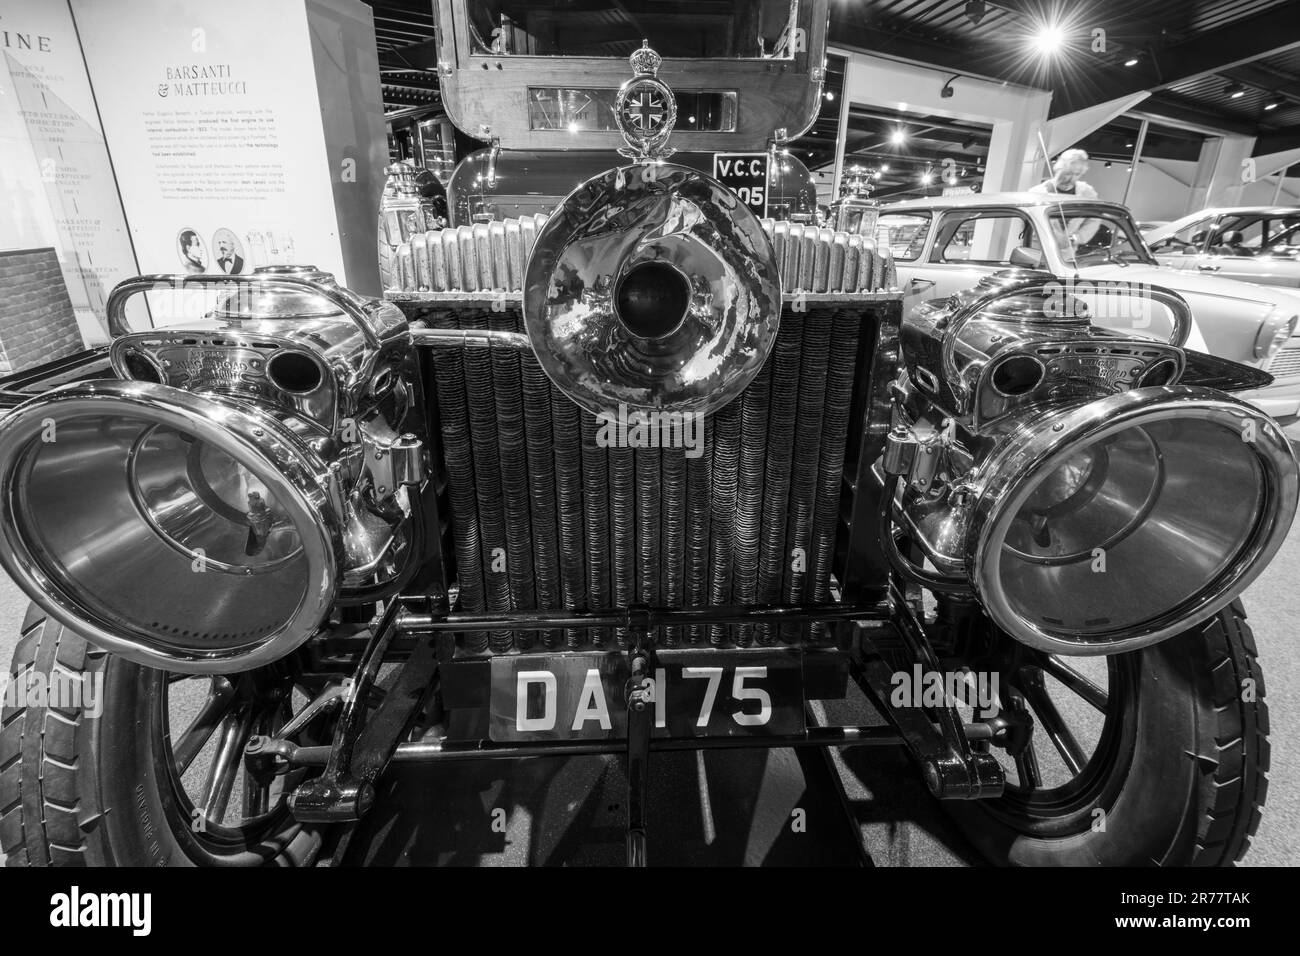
[1124,56,1139,67]
[880,163,890,172]
[921,170,933,184]
[1032,24,1065,56]
[891,129,907,145]
[1224,82,1246,98]
[1105,161,1113,168]
[965,0,987,26]
[824,91,835,101]
[1265,100,1280,110]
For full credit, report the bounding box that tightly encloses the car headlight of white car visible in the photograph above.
[1255,309,1297,360]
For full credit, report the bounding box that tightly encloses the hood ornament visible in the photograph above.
[615,41,676,160]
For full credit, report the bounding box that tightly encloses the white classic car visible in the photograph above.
[879,192,1300,419]
[1146,206,1300,289]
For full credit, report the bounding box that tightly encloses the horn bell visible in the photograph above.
[523,163,781,417]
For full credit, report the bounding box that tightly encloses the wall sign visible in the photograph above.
[0,0,139,346]
[713,151,770,218]
[69,0,387,317]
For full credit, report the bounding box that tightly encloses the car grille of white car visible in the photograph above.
[1268,344,1300,379]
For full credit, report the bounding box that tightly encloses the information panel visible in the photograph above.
[0,0,138,345]
[70,0,386,312]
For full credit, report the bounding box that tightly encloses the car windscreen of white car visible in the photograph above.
[877,212,933,261]
[1052,206,1157,270]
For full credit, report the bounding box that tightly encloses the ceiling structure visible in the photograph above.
[830,0,1300,153]
[363,0,1300,194]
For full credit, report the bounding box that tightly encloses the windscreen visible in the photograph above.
[469,0,800,58]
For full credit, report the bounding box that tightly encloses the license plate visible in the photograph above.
[488,650,806,742]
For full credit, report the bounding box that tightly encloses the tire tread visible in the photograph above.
[1189,601,1268,866]
[0,612,99,868]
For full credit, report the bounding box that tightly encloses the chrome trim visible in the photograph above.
[106,272,384,350]
[408,325,533,351]
[939,274,1194,405]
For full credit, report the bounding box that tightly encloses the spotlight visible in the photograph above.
[1124,56,1139,67]
[1104,161,1113,168]
[688,115,696,123]
[1224,82,1246,98]
[921,169,933,185]
[824,91,835,101]
[941,75,958,99]
[891,128,907,145]
[1265,99,1280,110]
[880,163,890,172]
[568,122,579,133]
[1032,24,1065,55]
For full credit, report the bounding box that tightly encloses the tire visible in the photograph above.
[2,606,322,867]
[945,601,1268,866]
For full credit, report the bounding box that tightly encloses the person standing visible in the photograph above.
[1029,148,1099,198]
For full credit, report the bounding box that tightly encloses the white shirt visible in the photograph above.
[1029,178,1099,199]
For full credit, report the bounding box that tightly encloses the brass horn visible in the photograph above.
[523,163,781,417]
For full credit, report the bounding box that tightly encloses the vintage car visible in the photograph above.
[880,193,1300,419]
[1147,206,1300,288]
[0,0,1295,869]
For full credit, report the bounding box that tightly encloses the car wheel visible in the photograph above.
[943,601,1267,866]
[1,604,327,866]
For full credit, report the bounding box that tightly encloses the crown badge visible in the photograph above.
[615,41,676,160]
[628,40,662,77]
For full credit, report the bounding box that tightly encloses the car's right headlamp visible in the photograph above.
[1256,309,1297,360]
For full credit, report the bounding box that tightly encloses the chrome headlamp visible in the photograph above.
[891,272,1299,655]
[0,380,341,673]
[965,387,1296,653]
[0,268,425,674]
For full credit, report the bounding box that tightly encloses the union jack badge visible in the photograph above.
[615,42,676,159]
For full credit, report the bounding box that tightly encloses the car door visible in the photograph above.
[877,210,936,307]
[1188,214,1268,283]
[1148,215,1217,272]
[1195,215,1300,287]
[921,206,1043,303]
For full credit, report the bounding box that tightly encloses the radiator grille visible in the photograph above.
[1268,343,1300,379]
[393,217,896,295]
[428,305,865,653]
